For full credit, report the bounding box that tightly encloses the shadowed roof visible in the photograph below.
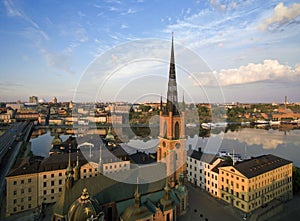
[232,154,292,178]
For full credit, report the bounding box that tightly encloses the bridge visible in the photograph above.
[0,122,33,201]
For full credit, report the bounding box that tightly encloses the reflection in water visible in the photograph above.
[30,126,300,167]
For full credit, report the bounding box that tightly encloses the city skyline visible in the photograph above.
[1,0,300,103]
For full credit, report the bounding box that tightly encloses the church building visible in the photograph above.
[52,35,188,221]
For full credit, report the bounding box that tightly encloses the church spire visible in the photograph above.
[98,143,103,174]
[166,32,179,115]
[65,147,74,189]
[74,150,80,181]
[134,177,141,208]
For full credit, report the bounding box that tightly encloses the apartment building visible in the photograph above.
[6,149,131,217]
[186,148,217,189]
[218,154,293,213]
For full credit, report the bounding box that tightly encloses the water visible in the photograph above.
[29,127,300,167]
[30,130,70,157]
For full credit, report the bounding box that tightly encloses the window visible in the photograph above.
[59,187,62,192]
[21,189,24,194]
[28,204,31,209]
[84,169,87,173]
[43,175,47,179]
[59,179,62,185]
[51,189,54,194]
[242,194,245,200]
[13,190,17,195]
[28,178,31,183]
[13,199,17,204]
[28,196,31,201]
[43,182,47,187]
[44,190,47,195]
[51,181,55,186]
[28,188,31,193]
[222,177,224,182]
[242,185,245,191]
[13,207,17,212]
[21,198,24,203]
[13,181,17,185]
[236,183,239,189]
[21,180,24,184]
[51,174,54,178]
[59,172,62,176]
[89,168,92,172]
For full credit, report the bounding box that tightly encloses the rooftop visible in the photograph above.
[232,154,292,178]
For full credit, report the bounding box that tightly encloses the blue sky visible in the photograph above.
[1,0,300,103]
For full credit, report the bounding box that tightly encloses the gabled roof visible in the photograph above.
[211,160,232,174]
[187,147,217,164]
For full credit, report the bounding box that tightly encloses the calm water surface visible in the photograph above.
[30,127,300,167]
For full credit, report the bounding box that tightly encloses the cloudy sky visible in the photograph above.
[1,0,300,103]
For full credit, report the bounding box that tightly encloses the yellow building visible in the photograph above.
[218,154,293,213]
[6,148,130,217]
[205,158,224,198]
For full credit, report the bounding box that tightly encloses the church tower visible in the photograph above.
[157,34,186,184]
[65,148,74,189]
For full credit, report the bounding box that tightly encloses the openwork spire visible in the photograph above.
[166,32,179,115]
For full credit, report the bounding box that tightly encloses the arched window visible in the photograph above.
[175,122,180,139]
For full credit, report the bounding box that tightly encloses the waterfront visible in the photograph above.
[29,126,300,167]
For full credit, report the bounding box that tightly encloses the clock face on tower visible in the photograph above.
[175,142,181,149]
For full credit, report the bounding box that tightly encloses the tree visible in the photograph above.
[293,166,300,193]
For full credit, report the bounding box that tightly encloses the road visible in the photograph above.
[0,122,27,164]
[179,183,241,221]
[0,122,33,202]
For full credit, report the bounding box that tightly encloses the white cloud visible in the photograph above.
[194,60,300,86]
[259,2,300,31]
[121,24,128,29]
[3,0,49,40]
[218,60,300,86]
[40,49,75,75]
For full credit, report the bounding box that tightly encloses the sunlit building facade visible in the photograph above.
[218,154,293,213]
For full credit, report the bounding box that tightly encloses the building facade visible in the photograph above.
[218,154,292,213]
[186,148,217,190]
